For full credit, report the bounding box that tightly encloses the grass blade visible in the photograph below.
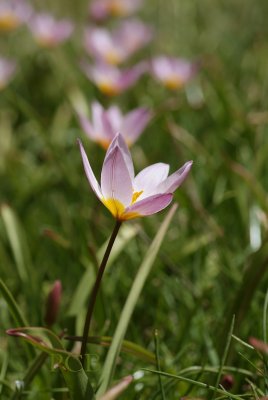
[97,204,177,396]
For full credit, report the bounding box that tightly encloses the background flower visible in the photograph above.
[28,13,73,47]
[0,0,32,31]
[78,102,152,148]
[150,56,198,89]
[81,62,146,95]
[0,57,16,89]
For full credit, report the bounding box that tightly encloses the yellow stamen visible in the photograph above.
[131,190,143,204]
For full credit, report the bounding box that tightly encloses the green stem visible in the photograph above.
[80,220,122,366]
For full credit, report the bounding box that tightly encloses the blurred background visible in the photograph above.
[1,0,268,398]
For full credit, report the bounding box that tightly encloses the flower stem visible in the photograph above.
[80,220,122,366]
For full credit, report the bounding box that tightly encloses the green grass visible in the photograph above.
[1,0,268,398]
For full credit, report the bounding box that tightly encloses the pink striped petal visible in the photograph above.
[134,163,170,194]
[101,141,133,206]
[105,134,134,181]
[124,193,173,217]
[157,161,193,193]
[78,140,102,200]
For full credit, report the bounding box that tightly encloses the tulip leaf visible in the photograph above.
[97,204,177,395]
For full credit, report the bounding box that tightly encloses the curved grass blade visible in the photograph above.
[143,368,245,400]
[97,204,177,396]
[0,279,28,327]
[1,205,30,284]
[65,335,156,365]
[7,327,95,400]
[0,278,35,360]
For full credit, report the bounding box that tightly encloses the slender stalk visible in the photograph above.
[80,220,122,366]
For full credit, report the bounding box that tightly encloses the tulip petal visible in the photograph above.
[157,161,193,193]
[101,141,133,206]
[78,140,103,200]
[134,163,170,195]
[78,113,95,139]
[123,193,173,219]
[105,134,134,181]
[122,107,152,144]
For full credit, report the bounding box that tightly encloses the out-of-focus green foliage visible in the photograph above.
[1,0,268,398]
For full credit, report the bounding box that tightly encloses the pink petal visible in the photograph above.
[78,113,95,139]
[78,140,103,200]
[157,161,193,193]
[105,134,134,181]
[134,163,170,195]
[124,193,173,217]
[107,106,123,131]
[122,107,152,144]
[101,140,133,206]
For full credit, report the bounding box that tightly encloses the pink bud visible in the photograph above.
[220,374,234,390]
[44,280,62,327]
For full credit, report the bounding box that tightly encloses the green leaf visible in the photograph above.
[1,204,30,284]
[7,327,95,400]
[0,279,28,327]
[97,204,177,396]
[65,335,156,365]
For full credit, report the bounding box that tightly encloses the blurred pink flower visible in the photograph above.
[84,19,152,65]
[78,133,192,220]
[150,56,198,90]
[0,57,16,89]
[81,61,145,96]
[28,13,73,48]
[89,0,142,21]
[78,101,152,148]
[0,0,32,31]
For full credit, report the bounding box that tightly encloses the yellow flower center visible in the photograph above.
[102,197,141,221]
[105,51,122,65]
[0,14,20,31]
[98,81,120,96]
[164,76,183,90]
[109,1,126,16]
[96,138,110,150]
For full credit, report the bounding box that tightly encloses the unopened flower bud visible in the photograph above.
[44,280,62,327]
[220,374,234,390]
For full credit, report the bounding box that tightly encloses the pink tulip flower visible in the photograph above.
[81,61,145,96]
[28,13,73,48]
[78,101,152,148]
[150,56,198,90]
[89,0,142,21]
[0,57,16,89]
[0,0,32,31]
[78,133,192,220]
[84,20,152,65]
